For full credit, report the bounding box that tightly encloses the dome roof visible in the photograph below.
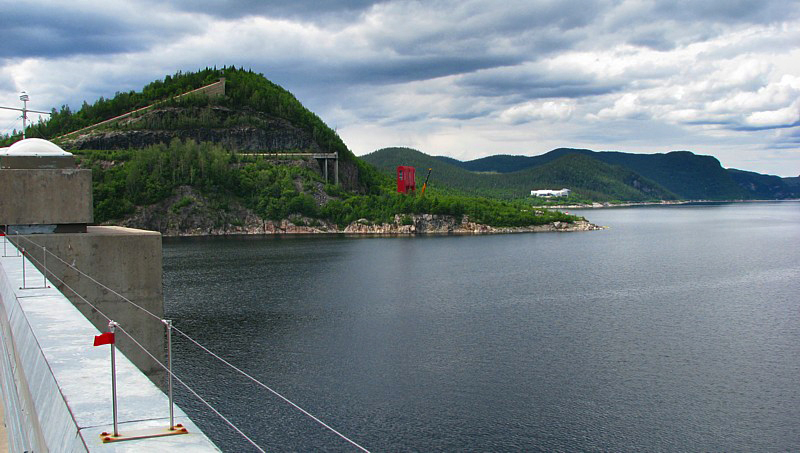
[3,138,72,157]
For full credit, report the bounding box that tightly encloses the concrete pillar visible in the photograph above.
[13,227,166,386]
[0,169,92,226]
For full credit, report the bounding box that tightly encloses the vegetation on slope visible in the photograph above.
[4,68,584,230]
[363,147,677,201]
[77,140,578,229]
[727,169,799,199]
[570,150,749,200]
[439,147,797,200]
[1,66,384,193]
[784,176,800,189]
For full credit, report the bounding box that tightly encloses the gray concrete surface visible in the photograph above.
[0,247,220,451]
[0,394,7,453]
[9,227,166,386]
[0,168,93,225]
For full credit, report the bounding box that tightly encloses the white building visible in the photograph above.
[530,188,571,197]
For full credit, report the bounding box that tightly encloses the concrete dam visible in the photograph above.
[0,138,219,451]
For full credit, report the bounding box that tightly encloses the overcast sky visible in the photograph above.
[1,0,799,176]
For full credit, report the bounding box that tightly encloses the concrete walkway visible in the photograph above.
[0,395,8,453]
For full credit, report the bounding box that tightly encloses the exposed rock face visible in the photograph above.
[65,125,320,153]
[117,196,603,236]
[59,106,367,192]
[343,214,602,234]
[61,107,319,152]
[119,186,340,236]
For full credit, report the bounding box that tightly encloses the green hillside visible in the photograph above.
[509,154,677,201]
[727,169,797,199]
[1,66,383,192]
[784,176,800,189]
[363,147,677,201]
[362,147,489,194]
[567,150,748,200]
[2,69,581,231]
[439,147,797,200]
[447,154,544,173]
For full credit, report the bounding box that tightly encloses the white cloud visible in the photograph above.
[2,0,800,176]
[595,93,647,120]
[744,98,800,128]
[500,100,575,124]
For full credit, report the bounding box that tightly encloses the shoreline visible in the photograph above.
[546,198,800,209]
[154,217,605,238]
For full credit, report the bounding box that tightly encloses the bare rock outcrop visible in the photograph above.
[342,214,603,235]
[116,197,603,237]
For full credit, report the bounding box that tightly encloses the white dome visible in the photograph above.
[5,138,72,157]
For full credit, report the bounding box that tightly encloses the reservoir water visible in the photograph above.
[163,201,800,452]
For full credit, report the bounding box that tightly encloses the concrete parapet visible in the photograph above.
[0,168,93,225]
[10,226,165,385]
[0,241,220,452]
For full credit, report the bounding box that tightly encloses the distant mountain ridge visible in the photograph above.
[364,147,678,201]
[363,147,799,201]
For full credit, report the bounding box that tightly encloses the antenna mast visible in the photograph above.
[0,91,51,139]
[20,91,29,139]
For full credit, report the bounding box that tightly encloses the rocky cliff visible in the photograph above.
[342,214,603,234]
[60,105,365,191]
[60,106,320,152]
[116,189,602,236]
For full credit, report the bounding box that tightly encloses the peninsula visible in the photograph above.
[2,67,595,236]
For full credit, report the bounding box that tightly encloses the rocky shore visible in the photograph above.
[115,187,603,237]
[342,214,603,235]
[547,200,695,209]
[142,213,603,237]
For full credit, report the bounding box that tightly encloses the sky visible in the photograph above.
[1,0,799,176]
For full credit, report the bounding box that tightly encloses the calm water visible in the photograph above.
[163,201,800,452]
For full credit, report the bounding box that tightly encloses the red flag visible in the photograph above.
[93,332,115,346]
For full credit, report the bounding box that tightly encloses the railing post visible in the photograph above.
[4,228,20,257]
[109,321,119,437]
[163,319,175,430]
[42,246,47,287]
[20,248,26,289]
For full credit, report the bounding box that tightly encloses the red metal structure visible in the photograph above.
[397,166,416,194]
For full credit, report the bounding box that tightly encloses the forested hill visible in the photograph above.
[363,147,677,201]
[430,148,798,200]
[1,66,382,192]
[0,68,583,234]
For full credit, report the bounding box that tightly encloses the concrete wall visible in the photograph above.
[0,239,220,452]
[0,169,93,225]
[10,227,166,385]
[196,78,225,98]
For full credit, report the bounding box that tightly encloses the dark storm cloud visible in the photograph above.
[604,0,800,51]
[732,121,800,132]
[778,129,800,146]
[627,32,677,52]
[651,0,799,24]
[341,54,521,85]
[363,1,597,61]
[0,3,199,59]
[439,109,496,121]
[764,129,800,153]
[459,68,623,100]
[154,0,381,21]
